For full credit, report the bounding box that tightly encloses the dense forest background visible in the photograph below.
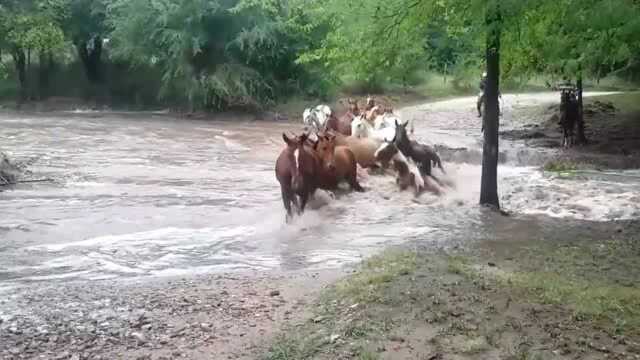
[0,0,639,111]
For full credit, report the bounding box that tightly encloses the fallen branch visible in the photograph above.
[0,178,54,186]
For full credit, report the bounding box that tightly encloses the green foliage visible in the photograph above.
[0,0,639,109]
[6,15,66,52]
[502,0,640,81]
[105,0,318,109]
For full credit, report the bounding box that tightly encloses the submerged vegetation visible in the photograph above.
[0,0,638,111]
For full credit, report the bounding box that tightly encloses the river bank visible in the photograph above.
[266,218,640,360]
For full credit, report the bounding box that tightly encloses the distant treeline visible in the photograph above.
[0,0,638,111]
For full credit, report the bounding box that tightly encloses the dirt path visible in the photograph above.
[0,270,345,360]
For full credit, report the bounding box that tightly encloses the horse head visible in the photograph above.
[289,132,315,193]
[351,115,372,139]
[347,98,360,115]
[315,133,337,173]
[393,119,410,149]
[365,96,375,110]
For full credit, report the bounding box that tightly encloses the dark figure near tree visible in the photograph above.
[559,88,580,148]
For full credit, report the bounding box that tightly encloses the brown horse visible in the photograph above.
[314,133,365,192]
[332,131,381,168]
[275,132,321,222]
[326,98,359,136]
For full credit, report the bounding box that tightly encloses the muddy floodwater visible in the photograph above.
[1,93,639,288]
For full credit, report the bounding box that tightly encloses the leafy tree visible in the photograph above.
[105,0,310,110]
[1,0,66,101]
[62,0,108,85]
[502,0,640,143]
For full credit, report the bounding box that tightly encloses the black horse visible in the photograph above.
[559,88,579,148]
[392,120,445,178]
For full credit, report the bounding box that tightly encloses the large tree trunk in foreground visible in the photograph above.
[576,74,587,144]
[480,0,501,209]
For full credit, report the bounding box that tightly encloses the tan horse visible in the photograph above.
[331,131,381,169]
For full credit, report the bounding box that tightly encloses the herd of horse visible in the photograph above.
[275,97,447,222]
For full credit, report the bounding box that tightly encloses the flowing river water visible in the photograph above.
[1,93,639,290]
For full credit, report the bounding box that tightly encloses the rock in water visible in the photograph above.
[0,152,20,184]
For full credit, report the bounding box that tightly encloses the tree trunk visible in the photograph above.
[77,36,104,84]
[480,0,501,209]
[443,63,448,84]
[576,73,587,144]
[27,48,32,100]
[38,51,53,100]
[12,48,27,103]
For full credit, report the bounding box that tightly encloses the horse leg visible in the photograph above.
[433,155,446,174]
[348,157,365,192]
[418,160,432,177]
[281,188,294,223]
[349,171,365,192]
[299,190,312,214]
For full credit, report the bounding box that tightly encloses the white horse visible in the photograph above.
[351,115,396,143]
[373,112,414,135]
[303,104,332,131]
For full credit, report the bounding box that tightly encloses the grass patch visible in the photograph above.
[265,333,326,360]
[264,250,416,360]
[502,271,640,334]
[333,250,417,304]
[542,160,579,172]
[446,255,474,278]
[447,250,640,336]
[461,336,491,354]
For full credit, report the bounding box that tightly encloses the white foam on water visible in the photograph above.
[214,135,250,151]
[26,226,255,252]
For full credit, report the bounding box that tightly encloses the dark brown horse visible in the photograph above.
[393,120,445,178]
[275,132,321,222]
[315,133,365,192]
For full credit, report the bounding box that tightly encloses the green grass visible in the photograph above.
[503,271,640,334]
[542,160,580,173]
[333,250,416,304]
[447,249,640,336]
[446,255,474,277]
